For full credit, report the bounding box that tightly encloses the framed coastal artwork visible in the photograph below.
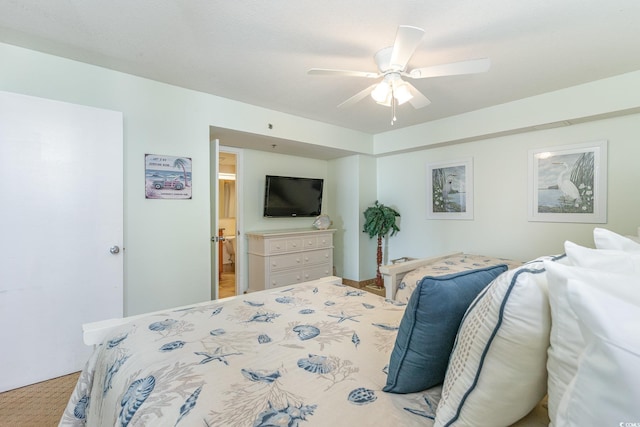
[528,140,607,223]
[426,158,473,220]
[145,154,192,200]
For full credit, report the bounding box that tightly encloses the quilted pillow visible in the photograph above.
[383,264,507,394]
[434,255,567,427]
[556,274,640,426]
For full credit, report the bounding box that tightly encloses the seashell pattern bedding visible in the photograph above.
[60,280,445,426]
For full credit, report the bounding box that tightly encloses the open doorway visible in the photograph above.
[217,150,238,298]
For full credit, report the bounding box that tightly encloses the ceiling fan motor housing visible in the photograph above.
[375,47,398,73]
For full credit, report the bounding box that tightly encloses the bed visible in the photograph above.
[378,252,523,301]
[62,275,440,426]
[60,227,640,426]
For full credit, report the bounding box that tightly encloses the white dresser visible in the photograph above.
[246,228,335,292]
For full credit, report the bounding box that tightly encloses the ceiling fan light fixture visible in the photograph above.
[373,79,413,106]
[371,81,390,103]
[393,82,413,105]
[376,96,392,107]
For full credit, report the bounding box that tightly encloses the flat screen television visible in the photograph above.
[263,175,324,217]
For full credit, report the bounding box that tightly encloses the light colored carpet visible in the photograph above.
[0,372,79,426]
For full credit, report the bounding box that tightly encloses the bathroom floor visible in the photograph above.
[219,270,235,298]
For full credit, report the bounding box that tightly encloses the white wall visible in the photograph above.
[327,154,377,281]
[326,157,353,279]
[0,42,371,315]
[3,42,640,309]
[233,149,332,292]
[357,156,379,279]
[373,70,640,154]
[373,69,640,266]
[376,112,640,262]
[241,150,329,231]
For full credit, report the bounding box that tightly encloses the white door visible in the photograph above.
[0,91,123,392]
[216,146,243,298]
[210,138,220,300]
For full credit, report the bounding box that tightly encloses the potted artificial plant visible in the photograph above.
[363,200,400,288]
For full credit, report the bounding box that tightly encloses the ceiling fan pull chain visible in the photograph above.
[391,87,397,125]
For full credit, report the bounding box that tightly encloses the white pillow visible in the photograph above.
[544,261,639,425]
[564,240,640,274]
[434,255,566,427]
[556,276,640,426]
[593,227,640,252]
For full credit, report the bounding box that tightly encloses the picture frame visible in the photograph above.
[145,154,193,200]
[528,140,607,223]
[426,157,474,220]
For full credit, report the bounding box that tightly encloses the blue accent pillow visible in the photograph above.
[383,264,508,394]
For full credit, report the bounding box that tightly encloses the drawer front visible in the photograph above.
[302,265,332,282]
[269,253,303,271]
[268,238,289,254]
[286,238,304,252]
[302,237,317,250]
[267,238,305,254]
[316,234,333,248]
[303,249,332,266]
[269,270,304,288]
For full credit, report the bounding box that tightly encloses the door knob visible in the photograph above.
[109,245,120,254]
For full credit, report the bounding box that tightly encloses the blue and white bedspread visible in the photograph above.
[60,281,441,426]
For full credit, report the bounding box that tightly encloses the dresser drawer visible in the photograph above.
[302,249,332,266]
[268,270,304,288]
[302,237,317,250]
[268,238,304,254]
[316,234,332,248]
[268,265,332,288]
[269,253,303,272]
[302,265,332,282]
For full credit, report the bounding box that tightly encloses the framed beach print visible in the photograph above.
[145,154,193,200]
[427,158,473,220]
[528,140,607,223]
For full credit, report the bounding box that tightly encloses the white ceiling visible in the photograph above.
[2,0,640,137]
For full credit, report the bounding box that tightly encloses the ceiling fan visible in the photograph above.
[308,25,490,124]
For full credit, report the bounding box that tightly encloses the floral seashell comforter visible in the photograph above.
[60,280,442,426]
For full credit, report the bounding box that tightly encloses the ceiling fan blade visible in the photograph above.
[408,58,491,79]
[337,84,377,109]
[389,25,425,71]
[406,82,431,109]
[308,68,379,78]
